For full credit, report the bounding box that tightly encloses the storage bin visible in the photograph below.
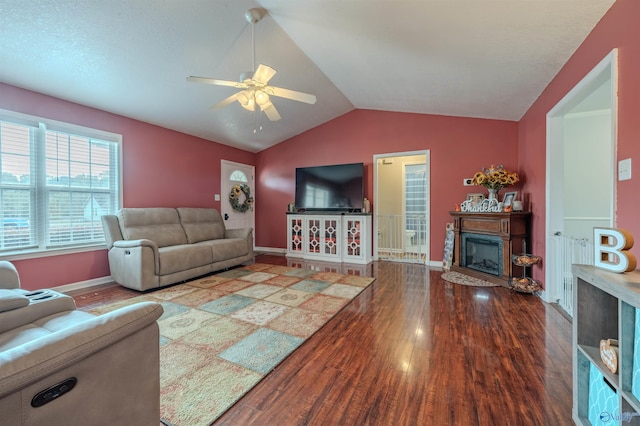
[589,362,619,425]
[633,308,640,401]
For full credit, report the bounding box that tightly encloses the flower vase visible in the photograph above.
[488,188,498,201]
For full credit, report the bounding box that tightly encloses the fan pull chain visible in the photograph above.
[253,109,263,134]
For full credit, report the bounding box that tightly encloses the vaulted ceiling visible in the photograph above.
[0,0,615,152]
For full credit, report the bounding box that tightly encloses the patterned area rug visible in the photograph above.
[441,271,498,287]
[86,263,375,426]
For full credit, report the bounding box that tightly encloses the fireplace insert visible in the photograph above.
[461,233,503,276]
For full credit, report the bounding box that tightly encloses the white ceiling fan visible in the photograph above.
[187,8,316,122]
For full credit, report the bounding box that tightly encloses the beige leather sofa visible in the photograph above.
[102,207,254,291]
[0,261,163,425]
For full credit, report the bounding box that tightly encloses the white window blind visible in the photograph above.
[0,110,120,255]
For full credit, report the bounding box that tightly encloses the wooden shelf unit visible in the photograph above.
[573,265,640,425]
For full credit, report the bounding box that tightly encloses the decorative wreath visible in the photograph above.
[229,184,254,213]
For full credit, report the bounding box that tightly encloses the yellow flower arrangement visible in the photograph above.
[471,165,519,191]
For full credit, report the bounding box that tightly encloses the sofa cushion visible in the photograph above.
[177,208,225,243]
[118,208,187,248]
[203,238,249,263]
[0,290,29,313]
[157,244,213,275]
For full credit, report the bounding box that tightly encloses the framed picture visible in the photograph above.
[466,193,485,206]
[502,191,517,208]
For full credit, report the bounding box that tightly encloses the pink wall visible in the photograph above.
[255,109,519,257]
[6,0,635,291]
[0,83,255,290]
[518,0,640,282]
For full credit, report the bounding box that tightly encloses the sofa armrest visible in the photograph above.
[112,239,160,274]
[0,301,163,398]
[113,239,158,250]
[225,227,253,240]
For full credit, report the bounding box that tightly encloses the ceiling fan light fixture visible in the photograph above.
[255,90,270,106]
[237,91,255,111]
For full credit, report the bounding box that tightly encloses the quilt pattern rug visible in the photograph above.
[86,263,375,426]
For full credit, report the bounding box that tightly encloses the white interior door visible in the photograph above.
[221,160,255,231]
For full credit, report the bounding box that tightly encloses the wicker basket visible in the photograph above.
[512,254,542,267]
[509,276,542,293]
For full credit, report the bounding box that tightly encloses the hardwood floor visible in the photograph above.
[72,254,573,425]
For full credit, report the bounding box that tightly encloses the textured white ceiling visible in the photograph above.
[0,0,615,152]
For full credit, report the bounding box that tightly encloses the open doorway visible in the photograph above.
[374,151,430,263]
[544,49,617,315]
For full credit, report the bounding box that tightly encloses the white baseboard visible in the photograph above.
[257,247,442,269]
[537,289,551,302]
[53,276,115,294]
[429,260,443,269]
[255,246,287,255]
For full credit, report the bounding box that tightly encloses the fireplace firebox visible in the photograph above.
[461,233,503,276]
[449,211,531,286]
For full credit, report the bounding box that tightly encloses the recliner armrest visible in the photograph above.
[0,301,163,398]
[111,239,160,275]
[0,292,77,335]
[0,290,29,313]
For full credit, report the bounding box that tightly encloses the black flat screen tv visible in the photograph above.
[295,163,364,211]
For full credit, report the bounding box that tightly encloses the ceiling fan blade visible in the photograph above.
[187,76,247,89]
[210,93,239,110]
[252,64,277,85]
[261,103,281,121]
[269,86,317,104]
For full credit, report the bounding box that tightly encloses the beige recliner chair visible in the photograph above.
[0,261,163,425]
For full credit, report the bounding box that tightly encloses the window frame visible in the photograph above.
[0,108,122,261]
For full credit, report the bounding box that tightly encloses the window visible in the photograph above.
[404,163,427,244]
[0,109,121,256]
[230,170,248,182]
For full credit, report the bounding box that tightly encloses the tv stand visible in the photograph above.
[286,212,372,264]
[294,210,364,214]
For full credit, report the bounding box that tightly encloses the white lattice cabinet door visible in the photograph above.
[305,216,341,262]
[305,217,322,256]
[287,215,304,258]
[343,215,372,264]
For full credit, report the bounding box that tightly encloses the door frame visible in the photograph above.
[542,49,617,303]
[373,150,430,263]
[220,159,255,235]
